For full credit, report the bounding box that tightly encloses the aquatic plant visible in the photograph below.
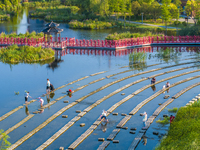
[0,129,11,150]
[156,116,170,124]
[168,107,178,113]
[0,45,54,63]
[129,51,147,63]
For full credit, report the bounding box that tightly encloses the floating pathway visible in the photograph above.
[52,76,200,150]
[12,67,200,150]
[0,58,194,122]
[34,67,199,150]
[128,82,200,150]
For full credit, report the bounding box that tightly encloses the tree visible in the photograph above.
[127,0,132,23]
[150,1,161,22]
[131,1,141,19]
[185,0,195,24]
[161,0,171,35]
[99,0,109,17]
[0,129,11,150]
[121,0,127,26]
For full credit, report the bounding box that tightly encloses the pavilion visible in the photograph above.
[42,21,63,42]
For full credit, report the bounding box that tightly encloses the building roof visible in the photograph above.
[42,27,63,33]
[45,21,59,28]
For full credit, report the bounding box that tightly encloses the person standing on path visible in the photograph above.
[142,112,147,127]
[24,91,32,103]
[46,79,50,93]
[151,77,156,84]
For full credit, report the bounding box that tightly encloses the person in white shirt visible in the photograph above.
[101,110,109,122]
[166,82,170,87]
[46,79,50,93]
[38,97,44,107]
[142,112,147,127]
[24,92,32,103]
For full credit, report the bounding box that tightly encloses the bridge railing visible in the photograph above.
[0,35,200,49]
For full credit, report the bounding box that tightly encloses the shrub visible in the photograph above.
[182,21,187,26]
[174,21,181,26]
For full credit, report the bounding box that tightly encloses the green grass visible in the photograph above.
[168,107,178,113]
[155,101,200,150]
[156,116,170,124]
[0,45,54,63]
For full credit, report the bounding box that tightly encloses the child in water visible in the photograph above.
[101,110,109,122]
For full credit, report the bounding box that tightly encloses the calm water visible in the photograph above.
[0,9,200,150]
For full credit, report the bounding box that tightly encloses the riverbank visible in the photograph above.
[156,99,200,150]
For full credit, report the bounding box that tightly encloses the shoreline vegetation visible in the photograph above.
[0,45,55,63]
[156,101,200,150]
[106,31,163,40]
[0,31,44,39]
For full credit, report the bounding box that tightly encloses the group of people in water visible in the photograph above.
[151,77,170,93]
[24,79,56,108]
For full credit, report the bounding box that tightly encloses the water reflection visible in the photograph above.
[100,122,107,132]
[25,105,29,115]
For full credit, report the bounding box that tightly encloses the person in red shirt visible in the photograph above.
[170,115,175,123]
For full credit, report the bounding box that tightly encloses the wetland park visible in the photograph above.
[0,0,200,149]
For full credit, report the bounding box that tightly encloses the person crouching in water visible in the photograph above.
[67,89,73,97]
[101,110,109,122]
[38,97,44,107]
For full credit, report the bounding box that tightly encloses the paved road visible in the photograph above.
[120,18,195,29]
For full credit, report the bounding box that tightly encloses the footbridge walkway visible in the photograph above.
[0,35,200,50]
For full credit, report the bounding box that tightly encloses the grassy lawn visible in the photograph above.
[155,101,200,150]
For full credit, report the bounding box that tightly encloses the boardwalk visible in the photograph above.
[0,35,200,50]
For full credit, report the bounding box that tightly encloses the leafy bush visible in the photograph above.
[106,31,163,40]
[182,21,187,26]
[0,31,44,39]
[0,129,11,149]
[69,20,113,29]
[174,21,181,26]
[179,26,200,36]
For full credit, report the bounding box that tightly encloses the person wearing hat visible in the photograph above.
[142,112,147,127]
[67,89,73,97]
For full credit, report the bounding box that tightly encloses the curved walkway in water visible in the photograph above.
[3,61,196,140]
[2,58,199,150]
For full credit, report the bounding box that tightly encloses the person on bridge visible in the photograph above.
[38,97,44,107]
[166,82,170,88]
[142,112,147,127]
[50,83,55,92]
[67,89,73,97]
[24,91,32,103]
[151,77,156,84]
[101,110,109,122]
[46,79,50,93]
